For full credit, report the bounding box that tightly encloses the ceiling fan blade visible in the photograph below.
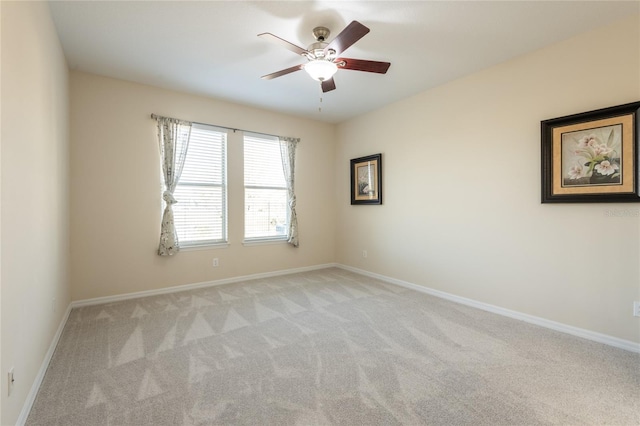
[337,58,391,74]
[321,78,336,93]
[258,33,308,56]
[261,64,303,80]
[324,21,370,56]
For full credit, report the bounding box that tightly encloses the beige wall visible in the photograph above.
[0,5,638,423]
[70,72,337,301]
[1,1,70,424]
[336,15,640,344]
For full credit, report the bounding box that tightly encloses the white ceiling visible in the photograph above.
[49,1,638,123]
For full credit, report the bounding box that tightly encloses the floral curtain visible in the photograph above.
[154,115,192,255]
[279,137,300,247]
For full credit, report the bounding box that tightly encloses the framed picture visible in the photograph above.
[541,101,640,203]
[351,153,382,205]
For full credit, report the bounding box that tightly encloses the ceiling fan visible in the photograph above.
[258,21,391,93]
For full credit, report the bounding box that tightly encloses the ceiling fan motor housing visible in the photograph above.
[308,41,331,60]
[309,27,334,60]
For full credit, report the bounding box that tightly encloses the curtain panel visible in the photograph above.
[153,115,192,255]
[279,137,300,247]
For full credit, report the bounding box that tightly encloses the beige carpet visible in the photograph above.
[27,268,639,425]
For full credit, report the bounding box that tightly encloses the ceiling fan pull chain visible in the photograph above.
[318,85,323,113]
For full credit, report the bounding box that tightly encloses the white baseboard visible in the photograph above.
[72,263,339,308]
[16,303,73,426]
[337,264,640,354]
[72,262,640,353]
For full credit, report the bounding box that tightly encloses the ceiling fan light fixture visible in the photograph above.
[304,60,338,82]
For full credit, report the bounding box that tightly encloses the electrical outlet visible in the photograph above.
[362,250,367,258]
[212,258,219,267]
[633,301,640,317]
[8,367,14,396]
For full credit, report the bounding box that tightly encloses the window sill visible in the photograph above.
[180,242,229,251]
[242,238,288,247]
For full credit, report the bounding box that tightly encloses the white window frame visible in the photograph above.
[243,132,289,244]
[173,123,228,248]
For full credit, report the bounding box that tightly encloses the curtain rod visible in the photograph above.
[150,113,289,140]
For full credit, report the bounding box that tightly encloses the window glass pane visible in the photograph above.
[245,188,288,239]
[174,185,225,243]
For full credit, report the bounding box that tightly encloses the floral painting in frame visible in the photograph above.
[541,101,640,203]
[351,153,382,205]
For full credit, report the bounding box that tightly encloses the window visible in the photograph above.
[173,124,227,246]
[244,133,288,241]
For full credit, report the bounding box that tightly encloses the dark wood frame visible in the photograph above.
[350,153,382,205]
[541,101,640,203]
